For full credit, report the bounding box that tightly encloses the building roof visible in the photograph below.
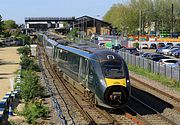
[75,15,112,27]
[25,17,75,22]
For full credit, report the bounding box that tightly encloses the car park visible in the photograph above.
[176,43,180,46]
[157,42,165,49]
[167,48,180,56]
[166,42,173,46]
[146,53,169,62]
[164,46,180,55]
[156,45,171,54]
[120,47,140,56]
[173,49,180,58]
[158,59,180,67]
[150,43,157,49]
[141,52,151,58]
[141,43,148,49]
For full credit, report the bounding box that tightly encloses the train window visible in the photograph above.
[81,58,88,78]
[102,61,125,79]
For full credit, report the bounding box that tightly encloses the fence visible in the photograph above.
[118,51,180,82]
[0,66,21,125]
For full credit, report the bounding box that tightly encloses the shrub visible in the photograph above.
[133,42,139,48]
[16,34,31,45]
[30,61,40,72]
[17,46,31,56]
[19,70,44,102]
[20,55,34,70]
[19,54,40,71]
[23,102,49,124]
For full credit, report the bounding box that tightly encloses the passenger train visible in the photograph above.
[37,33,131,108]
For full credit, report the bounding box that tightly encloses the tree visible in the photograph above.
[19,70,44,102]
[103,0,180,35]
[3,20,17,29]
[0,15,3,34]
[68,28,78,40]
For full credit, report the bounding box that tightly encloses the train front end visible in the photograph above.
[102,60,130,108]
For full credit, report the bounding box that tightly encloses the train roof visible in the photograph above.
[56,43,92,58]
[48,38,59,46]
[44,33,122,62]
[57,43,122,62]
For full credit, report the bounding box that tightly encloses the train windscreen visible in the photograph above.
[102,61,125,79]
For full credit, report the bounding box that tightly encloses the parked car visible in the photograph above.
[176,43,180,46]
[173,49,180,58]
[141,43,148,49]
[120,47,140,56]
[164,46,180,55]
[167,48,180,56]
[166,43,173,46]
[141,52,151,58]
[146,53,170,62]
[157,43,165,49]
[150,43,157,49]
[156,45,171,54]
[158,59,180,67]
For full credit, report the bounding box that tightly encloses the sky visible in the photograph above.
[0,0,126,24]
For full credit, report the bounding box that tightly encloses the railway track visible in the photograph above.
[130,75,180,125]
[127,96,177,125]
[130,75,180,111]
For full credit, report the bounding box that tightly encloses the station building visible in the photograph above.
[24,16,113,35]
[74,16,112,35]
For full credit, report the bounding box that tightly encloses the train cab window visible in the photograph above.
[102,61,125,79]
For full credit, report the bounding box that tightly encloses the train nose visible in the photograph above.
[109,92,122,102]
[104,85,129,107]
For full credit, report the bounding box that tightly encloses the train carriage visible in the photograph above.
[39,33,131,108]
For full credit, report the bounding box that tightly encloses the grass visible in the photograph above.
[128,64,180,91]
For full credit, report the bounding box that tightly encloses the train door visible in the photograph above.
[78,57,88,87]
[88,61,98,92]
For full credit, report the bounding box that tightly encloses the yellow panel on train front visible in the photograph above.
[105,78,126,87]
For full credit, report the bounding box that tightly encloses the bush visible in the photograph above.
[19,54,40,71]
[19,70,44,102]
[30,61,40,72]
[23,102,49,124]
[133,42,139,48]
[20,55,34,70]
[16,34,31,45]
[17,46,31,56]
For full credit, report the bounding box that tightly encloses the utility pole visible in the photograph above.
[139,10,142,35]
[171,3,174,37]
[138,10,142,41]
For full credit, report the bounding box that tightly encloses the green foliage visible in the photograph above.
[133,42,139,48]
[17,46,31,56]
[68,28,78,40]
[22,102,49,124]
[20,55,40,71]
[0,15,3,34]
[20,55,34,70]
[30,61,40,72]
[16,34,31,45]
[7,121,19,125]
[2,20,17,29]
[19,70,44,102]
[17,46,40,71]
[128,64,180,89]
[103,0,180,34]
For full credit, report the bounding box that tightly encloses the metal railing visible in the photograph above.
[118,51,180,82]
